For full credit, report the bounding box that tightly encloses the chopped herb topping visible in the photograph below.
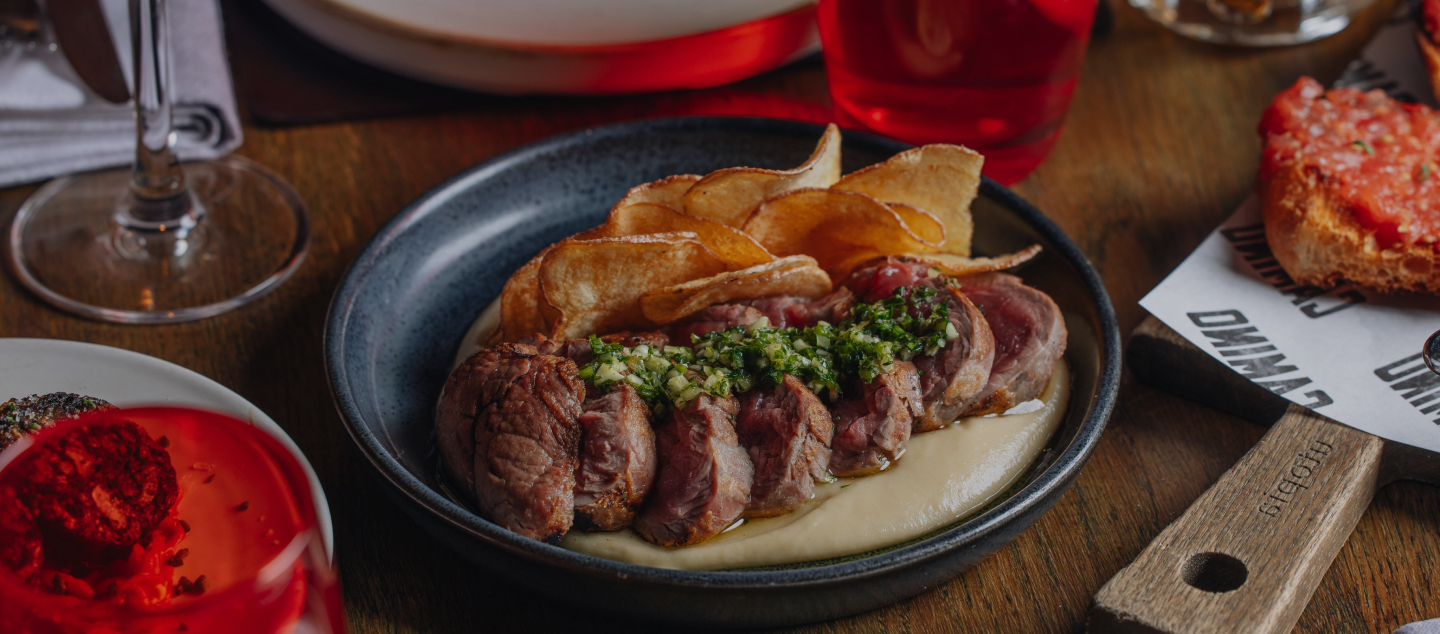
[578,285,958,413]
[1420,162,1432,184]
[1351,139,1374,155]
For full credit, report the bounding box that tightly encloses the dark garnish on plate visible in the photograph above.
[1,393,116,450]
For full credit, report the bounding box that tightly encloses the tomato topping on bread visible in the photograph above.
[1258,77,1440,292]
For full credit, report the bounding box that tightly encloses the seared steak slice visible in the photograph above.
[829,361,923,477]
[843,257,934,303]
[911,287,996,431]
[739,287,855,329]
[573,384,657,532]
[661,304,764,343]
[953,273,1067,416]
[436,343,585,543]
[519,331,669,367]
[736,375,833,517]
[633,391,753,546]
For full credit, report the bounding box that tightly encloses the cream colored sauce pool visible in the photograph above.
[455,299,1069,571]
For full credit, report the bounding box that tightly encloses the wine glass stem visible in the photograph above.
[127,0,187,223]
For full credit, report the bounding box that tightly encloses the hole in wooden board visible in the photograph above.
[1181,552,1248,593]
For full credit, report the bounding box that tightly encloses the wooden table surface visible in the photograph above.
[3,1,1437,632]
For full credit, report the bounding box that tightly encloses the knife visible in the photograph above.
[47,0,129,103]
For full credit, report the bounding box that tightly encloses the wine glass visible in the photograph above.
[4,0,307,323]
[0,407,345,633]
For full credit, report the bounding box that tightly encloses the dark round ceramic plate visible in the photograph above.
[324,117,1120,628]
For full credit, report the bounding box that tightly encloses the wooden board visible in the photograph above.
[1089,317,1440,634]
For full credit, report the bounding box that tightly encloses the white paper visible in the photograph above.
[1140,11,1440,454]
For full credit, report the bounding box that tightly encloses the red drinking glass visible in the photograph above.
[817,0,1098,184]
[0,407,344,634]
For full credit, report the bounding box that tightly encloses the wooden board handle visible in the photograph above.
[1088,404,1383,634]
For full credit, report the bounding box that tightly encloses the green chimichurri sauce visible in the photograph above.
[577,285,959,415]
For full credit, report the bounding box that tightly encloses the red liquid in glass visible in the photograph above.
[817,0,1097,184]
[0,409,343,634]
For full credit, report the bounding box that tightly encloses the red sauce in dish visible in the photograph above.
[1259,77,1440,250]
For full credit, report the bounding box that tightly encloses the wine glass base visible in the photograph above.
[6,156,309,324]
[1127,0,1372,47]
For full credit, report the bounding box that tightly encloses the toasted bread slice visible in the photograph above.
[1262,163,1440,293]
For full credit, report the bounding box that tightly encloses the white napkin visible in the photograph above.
[0,0,241,188]
[1397,618,1440,634]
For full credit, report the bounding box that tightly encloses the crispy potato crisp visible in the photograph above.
[611,174,701,212]
[487,129,1011,346]
[539,233,730,339]
[833,144,983,255]
[741,188,942,280]
[683,124,843,227]
[593,202,773,269]
[893,245,1043,277]
[639,256,832,324]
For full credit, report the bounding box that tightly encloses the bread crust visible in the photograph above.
[1418,30,1440,105]
[1261,163,1440,293]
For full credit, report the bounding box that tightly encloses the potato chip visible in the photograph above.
[492,256,548,344]
[489,225,609,344]
[741,188,942,281]
[612,174,701,211]
[892,245,1043,277]
[833,144,982,255]
[887,203,946,246]
[639,256,832,324]
[592,202,773,269]
[683,124,843,227]
[538,233,729,340]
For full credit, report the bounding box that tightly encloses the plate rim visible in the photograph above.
[0,337,335,558]
[276,0,814,51]
[324,115,1121,588]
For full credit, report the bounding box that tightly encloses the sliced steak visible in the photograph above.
[633,391,753,546]
[519,331,669,367]
[843,257,934,303]
[735,375,833,517]
[661,304,764,343]
[953,273,1067,416]
[739,287,855,329]
[573,384,657,532]
[436,343,586,543]
[911,287,996,431]
[828,361,923,477]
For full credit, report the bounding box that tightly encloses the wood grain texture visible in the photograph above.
[1,0,1436,632]
[1108,317,1439,633]
[1091,405,1384,634]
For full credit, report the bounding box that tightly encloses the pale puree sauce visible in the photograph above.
[455,299,1069,571]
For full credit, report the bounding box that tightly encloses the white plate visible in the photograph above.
[301,0,812,46]
[0,338,334,557]
[262,0,820,94]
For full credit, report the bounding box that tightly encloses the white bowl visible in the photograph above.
[0,338,334,557]
[261,0,820,94]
